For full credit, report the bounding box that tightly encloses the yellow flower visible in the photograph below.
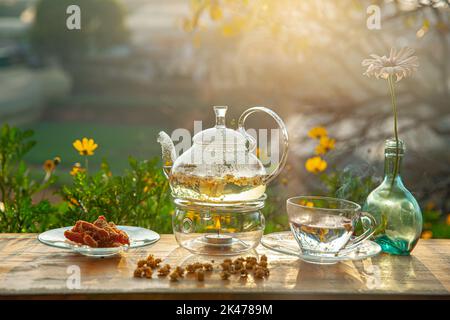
[43,156,61,174]
[43,160,56,173]
[308,127,328,139]
[305,156,327,174]
[209,4,223,21]
[69,197,79,207]
[73,137,98,156]
[315,145,326,155]
[315,136,336,155]
[70,163,85,176]
[421,230,433,240]
[446,214,450,226]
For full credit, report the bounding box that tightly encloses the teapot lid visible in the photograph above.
[192,106,247,147]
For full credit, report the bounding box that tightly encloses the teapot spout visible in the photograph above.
[157,131,177,177]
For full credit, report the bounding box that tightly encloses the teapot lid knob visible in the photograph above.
[213,106,227,128]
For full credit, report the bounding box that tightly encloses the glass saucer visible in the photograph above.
[38,226,160,257]
[261,231,381,264]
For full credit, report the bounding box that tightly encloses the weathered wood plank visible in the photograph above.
[0,234,449,299]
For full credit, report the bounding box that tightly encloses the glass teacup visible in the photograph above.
[286,196,376,257]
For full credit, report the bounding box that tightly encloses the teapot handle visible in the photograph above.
[238,106,289,185]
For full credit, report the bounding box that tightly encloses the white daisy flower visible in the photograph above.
[362,47,419,82]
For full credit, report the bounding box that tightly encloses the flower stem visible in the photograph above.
[85,156,89,173]
[387,75,400,190]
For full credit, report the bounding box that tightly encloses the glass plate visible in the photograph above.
[261,231,381,264]
[38,226,160,257]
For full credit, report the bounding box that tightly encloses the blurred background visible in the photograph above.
[0,0,448,236]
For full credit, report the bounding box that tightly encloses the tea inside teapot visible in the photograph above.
[170,170,266,202]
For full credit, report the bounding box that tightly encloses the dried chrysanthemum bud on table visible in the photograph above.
[158,264,171,277]
[240,269,248,279]
[143,267,153,279]
[175,266,185,277]
[196,269,205,282]
[203,263,213,272]
[137,259,147,268]
[134,267,143,278]
[220,271,231,280]
[169,270,180,282]
[132,254,270,282]
[146,255,162,269]
[185,264,196,273]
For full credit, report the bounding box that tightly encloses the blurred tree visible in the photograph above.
[30,0,129,62]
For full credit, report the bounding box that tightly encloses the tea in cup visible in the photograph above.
[286,196,376,257]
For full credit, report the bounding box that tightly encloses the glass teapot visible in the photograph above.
[158,106,289,203]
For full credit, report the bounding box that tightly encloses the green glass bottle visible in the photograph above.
[363,138,423,255]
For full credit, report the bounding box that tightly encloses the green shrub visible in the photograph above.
[59,158,173,233]
[0,125,59,232]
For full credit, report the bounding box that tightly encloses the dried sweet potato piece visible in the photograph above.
[72,221,83,233]
[93,218,108,229]
[64,230,84,244]
[64,216,129,248]
[83,234,98,248]
[116,232,130,245]
[78,221,109,240]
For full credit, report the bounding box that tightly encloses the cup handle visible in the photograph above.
[344,212,376,250]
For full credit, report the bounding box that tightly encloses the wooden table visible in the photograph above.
[0,234,449,299]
